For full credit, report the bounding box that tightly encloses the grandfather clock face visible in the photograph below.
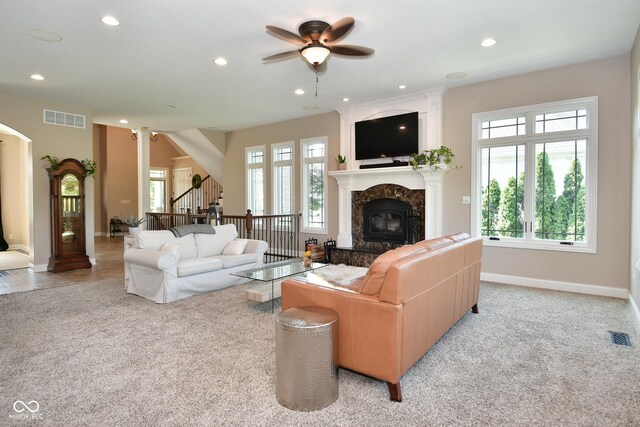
[59,173,82,255]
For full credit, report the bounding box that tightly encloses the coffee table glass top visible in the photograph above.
[232,258,327,282]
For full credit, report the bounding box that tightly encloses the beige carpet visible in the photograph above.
[1,277,639,426]
[0,250,29,270]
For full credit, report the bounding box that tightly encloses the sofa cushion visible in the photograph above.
[134,230,175,250]
[176,234,198,260]
[415,237,453,251]
[195,224,239,257]
[223,239,249,255]
[177,257,223,277]
[160,242,182,260]
[212,253,258,269]
[360,244,427,297]
[445,232,470,243]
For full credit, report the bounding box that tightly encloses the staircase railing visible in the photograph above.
[145,210,301,263]
[170,175,223,214]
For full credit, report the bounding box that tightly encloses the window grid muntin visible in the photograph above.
[535,109,587,134]
[246,146,265,216]
[481,116,526,139]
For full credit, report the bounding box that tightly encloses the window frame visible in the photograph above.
[300,136,328,234]
[471,96,598,253]
[245,145,266,217]
[149,167,168,213]
[271,141,295,229]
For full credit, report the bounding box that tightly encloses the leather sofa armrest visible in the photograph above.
[124,248,178,272]
[244,239,268,255]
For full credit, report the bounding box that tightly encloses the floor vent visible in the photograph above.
[609,331,631,347]
[43,109,85,129]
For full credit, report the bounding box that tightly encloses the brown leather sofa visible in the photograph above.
[281,233,482,402]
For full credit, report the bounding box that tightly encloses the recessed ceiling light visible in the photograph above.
[100,16,121,26]
[214,57,228,66]
[28,29,62,42]
[481,38,496,47]
[119,119,129,124]
[165,105,176,109]
[295,89,305,95]
[398,84,406,89]
[342,97,350,102]
[446,71,469,80]
[30,74,45,81]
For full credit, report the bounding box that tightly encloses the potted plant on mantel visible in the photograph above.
[336,154,347,170]
[409,145,456,170]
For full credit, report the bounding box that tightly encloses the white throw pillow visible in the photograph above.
[222,239,249,255]
[160,242,182,260]
[176,234,197,260]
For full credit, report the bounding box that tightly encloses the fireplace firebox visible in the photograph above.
[363,198,417,244]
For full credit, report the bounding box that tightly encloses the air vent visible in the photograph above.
[608,331,631,347]
[43,109,85,129]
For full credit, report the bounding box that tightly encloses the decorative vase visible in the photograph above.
[303,256,312,267]
[337,163,346,171]
[128,226,140,235]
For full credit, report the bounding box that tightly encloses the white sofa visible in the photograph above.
[124,224,268,303]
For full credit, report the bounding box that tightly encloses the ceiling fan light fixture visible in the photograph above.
[301,45,331,65]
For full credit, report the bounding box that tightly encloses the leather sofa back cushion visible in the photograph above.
[176,234,198,260]
[134,230,175,251]
[360,245,426,297]
[196,224,239,257]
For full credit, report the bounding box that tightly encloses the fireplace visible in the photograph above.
[363,198,416,244]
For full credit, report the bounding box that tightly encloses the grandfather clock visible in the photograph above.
[47,158,92,272]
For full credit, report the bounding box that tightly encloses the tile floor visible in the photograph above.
[0,236,124,295]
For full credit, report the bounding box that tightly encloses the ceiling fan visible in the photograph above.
[263,17,374,69]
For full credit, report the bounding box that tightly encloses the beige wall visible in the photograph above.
[443,55,631,291]
[0,91,94,268]
[0,134,29,249]
[224,111,340,243]
[630,27,640,309]
[96,126,182,230]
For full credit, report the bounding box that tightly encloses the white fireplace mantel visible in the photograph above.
[328,166,448,247]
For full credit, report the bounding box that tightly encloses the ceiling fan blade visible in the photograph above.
[320,17,355,43]
[331,45,375,57]
[266,25,307,46]
[262,50,300,62]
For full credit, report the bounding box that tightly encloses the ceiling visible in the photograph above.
[1,0,639,133]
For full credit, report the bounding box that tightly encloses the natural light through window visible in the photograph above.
[301,137,327,233]
[472,97,597,252]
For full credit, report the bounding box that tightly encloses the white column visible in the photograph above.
[135,128,151,226]
[336,181,353,247]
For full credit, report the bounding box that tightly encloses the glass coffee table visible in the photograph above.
[232,258,327,313]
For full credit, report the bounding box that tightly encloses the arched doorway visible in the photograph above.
[0,123,32,270]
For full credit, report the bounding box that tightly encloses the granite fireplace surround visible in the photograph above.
[352,184,425,251]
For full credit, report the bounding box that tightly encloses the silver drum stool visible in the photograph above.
[275,306,339,411]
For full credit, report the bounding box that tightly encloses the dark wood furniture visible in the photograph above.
[47,158,92,272]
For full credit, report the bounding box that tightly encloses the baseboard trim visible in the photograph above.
[629,294,640,334]
[32,263,47,272]
[8,244,29,253]
[481,272,628,299]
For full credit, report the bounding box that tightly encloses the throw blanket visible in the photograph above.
[170,224,216,237]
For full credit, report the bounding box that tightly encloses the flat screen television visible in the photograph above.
[355,112,419,160]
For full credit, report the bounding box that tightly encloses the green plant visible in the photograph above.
[41,155,60,169]
[81,159,97,178]
[336,154,346,164]
[122,213,147,227]
[409,145,456,170]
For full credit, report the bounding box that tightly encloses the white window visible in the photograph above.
[472,97,598,253]
[149,168,168,213]
[300,137,327,234]
[272,142,294,227]
[246,146,265,216]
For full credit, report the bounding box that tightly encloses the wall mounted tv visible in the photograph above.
[355,112,419,160]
